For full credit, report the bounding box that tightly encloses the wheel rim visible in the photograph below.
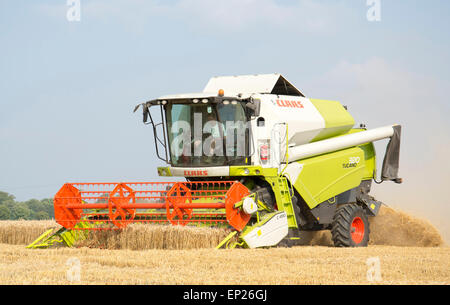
[351,217,365,244]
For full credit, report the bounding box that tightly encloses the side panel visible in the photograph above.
[253,94,356,169]
[359,142,376,180]
[285,147,366,209]
[254,94,326,169]
[309,99,355,142]
[345,128,377,180]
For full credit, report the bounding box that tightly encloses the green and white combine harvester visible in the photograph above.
[28,74,402,249]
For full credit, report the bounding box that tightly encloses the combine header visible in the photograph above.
[29,74,402,249]
[53,181,248,229]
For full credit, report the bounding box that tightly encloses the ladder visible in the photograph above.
[266,176,298,229]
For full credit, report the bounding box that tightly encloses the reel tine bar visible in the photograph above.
[54,181,250,230]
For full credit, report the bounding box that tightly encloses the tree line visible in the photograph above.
[0,191,54,220]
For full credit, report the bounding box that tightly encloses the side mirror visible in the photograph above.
[245,98,261,117]
[133,102,150,123]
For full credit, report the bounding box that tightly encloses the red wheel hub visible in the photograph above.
[351,217,365,244]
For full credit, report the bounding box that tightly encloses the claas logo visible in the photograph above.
[184,170,208,176]
[275,99,304,108]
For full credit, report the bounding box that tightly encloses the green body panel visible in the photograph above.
[291,147,366,209]
[345,128,377,180]
[309,99,355,142]
[358,142,376,179]
[229,166,278,177]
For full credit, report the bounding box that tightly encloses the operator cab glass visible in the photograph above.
[166,100,249,167]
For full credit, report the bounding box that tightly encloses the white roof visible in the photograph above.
[203,73,305,97]
[157,92,248,100]
[157,92,217,100]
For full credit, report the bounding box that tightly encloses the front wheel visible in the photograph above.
[331,204,370,247]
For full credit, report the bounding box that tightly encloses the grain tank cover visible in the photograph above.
[203,73,305,97]
[255,95,356,152]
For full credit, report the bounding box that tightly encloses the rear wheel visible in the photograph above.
[331,204,370,247]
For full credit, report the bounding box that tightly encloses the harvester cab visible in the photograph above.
[30,74,402,249]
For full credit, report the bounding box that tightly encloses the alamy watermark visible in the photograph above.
[170,117,249,158]
[67,0,81,22]
[65,1,380,23]
[367,0,381,22]
[66,257,81,283]
[366,257,382,282]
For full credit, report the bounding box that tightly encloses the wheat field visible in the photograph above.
[0,206,448,285]
[0,243,448,285]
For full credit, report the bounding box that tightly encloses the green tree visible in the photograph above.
[34,211,49,220]
[0,191,55,220]
[12,203,31,220]
[0,191,15,205]
[40,198,54,219]
[0,205,11,220]
[1,199,15,211]
[25,199,44,214]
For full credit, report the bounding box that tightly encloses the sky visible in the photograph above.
[1,1,449,240]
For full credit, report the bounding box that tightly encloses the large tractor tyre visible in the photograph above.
[331,204,370,247]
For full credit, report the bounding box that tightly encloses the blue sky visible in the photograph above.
[1,0,449,238]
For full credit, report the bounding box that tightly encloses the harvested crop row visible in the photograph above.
[0,220,231,250]
[0,243,448,285]
[76,224,231,250]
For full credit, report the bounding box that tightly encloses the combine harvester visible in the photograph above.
[29,74,402,249]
